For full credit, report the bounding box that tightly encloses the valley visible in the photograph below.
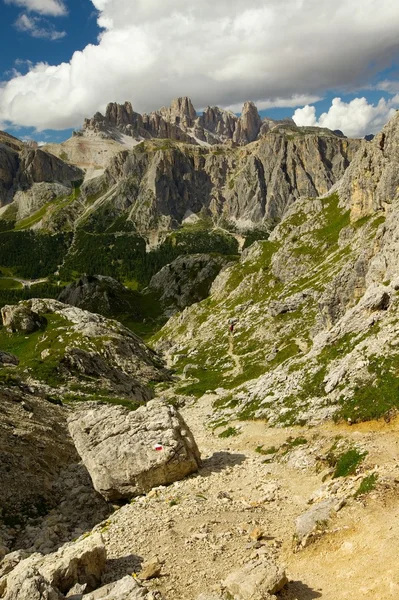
[0,97,399,599]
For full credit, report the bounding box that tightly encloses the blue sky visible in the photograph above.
[0,0,100,142]
[1,0,399,142]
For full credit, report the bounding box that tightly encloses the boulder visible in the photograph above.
[38,533,106,594]
[1,304,45,334]
[0,566,63,600]
[68,399,201,501]
[222,558,288,600]
[0,534,106,599]
[83,576,149,600]
[0,352,19,366]
[0,551,30,579]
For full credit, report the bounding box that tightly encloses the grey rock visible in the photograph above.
[67,399,201,501]
[0,551,29,578]
[0,566,63,600]
[340,111,399,219]
[295,499,336,543]
[0,534,105,599]
[38,533,106,594]
[0,352,19,366]
[17,149,83,190]
[358,284,391,311]
[233,102,262,145]
[222,558,288,599]
[148,254,230,313]
[82,576,149,600]
[57,275,137,318]
[1,304,45,334]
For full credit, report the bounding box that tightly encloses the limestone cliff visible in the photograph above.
[0,136,84,209]
[154,111,399,427]
[92,129,359,232]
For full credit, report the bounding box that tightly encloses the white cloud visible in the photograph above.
[293,96,399,138]
[15,13,66,40]
[225,94,323,114]
[375,80,399,94]
[1,0,399,130]
[4,0,67,16]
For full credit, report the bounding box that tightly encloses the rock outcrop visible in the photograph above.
[57,275,138,319]
[339,111,399,220]
[0,533,158,600]
[0,299,170,401]
[68,399,201,501]
[1,304,45,334]
[148,254,231,314]
[0,534,105,598]
[83,576,151,600]
[233,102,263,145]
[16,149,83,191]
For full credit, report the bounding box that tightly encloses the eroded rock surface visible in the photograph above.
[68,400,201,501]
[148,254,230,314]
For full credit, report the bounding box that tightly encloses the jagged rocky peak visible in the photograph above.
[159,96,197,127]
[199,105,238,139]
[233,100,263,144]
[81,96,267,146]
[105,100,136,126]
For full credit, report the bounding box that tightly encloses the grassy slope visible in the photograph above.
[154,193,398,424]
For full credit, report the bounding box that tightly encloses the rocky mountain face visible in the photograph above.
[156,111,399,427]
[82,97,264,146]
[0,135,83,208]
[82,129,358,233]
[0,97,361,239]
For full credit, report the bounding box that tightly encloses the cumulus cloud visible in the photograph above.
[1,0,399,130]
[4,0,67,16]
[15,13,66,39]
[293,96,399,138]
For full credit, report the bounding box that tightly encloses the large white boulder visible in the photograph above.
[68,400,201,501]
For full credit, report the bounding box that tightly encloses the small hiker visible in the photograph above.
[228,318,237,335]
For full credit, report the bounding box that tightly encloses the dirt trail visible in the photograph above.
[102,395,399,599]
[226,334,243,377]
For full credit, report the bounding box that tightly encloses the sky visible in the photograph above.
[0,0,399,143]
